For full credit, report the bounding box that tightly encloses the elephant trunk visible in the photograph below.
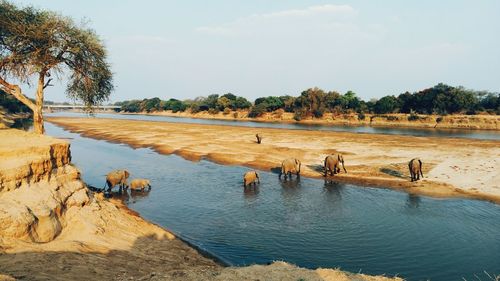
[341,160,347,173]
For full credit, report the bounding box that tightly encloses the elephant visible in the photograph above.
[256,134,263,144]
[243,171,260,187]
[324,154,347,177]
[408,158,423,182]
[128,178,151,191]
[104,170,130,192]
[279,158,301,179]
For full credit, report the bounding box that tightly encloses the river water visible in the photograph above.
[46,112,500,140]
[45,122,500,281]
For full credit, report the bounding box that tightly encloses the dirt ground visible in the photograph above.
[48,117,500,203]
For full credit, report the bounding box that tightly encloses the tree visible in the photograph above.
[374,95,400,114]
[0,1,113,133]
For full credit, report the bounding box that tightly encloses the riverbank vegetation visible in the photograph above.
[115,84,500,119]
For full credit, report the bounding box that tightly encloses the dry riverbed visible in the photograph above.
[48,117,500,203]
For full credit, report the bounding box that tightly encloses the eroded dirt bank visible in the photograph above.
[0,129,401,280]
[138,110,499,130]
[48,117,500,203]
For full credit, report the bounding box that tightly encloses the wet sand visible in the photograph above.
[48,117,500,203]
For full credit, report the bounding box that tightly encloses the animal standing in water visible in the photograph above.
[255,134,263,144]
[243,171,260,187]
[105,170,130,192]
[408,158,423,182]
[324,154,347,176]
[128,178,152,191]
[279,158,301,180]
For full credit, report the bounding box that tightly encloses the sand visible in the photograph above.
[47,117,500,203]
[0,128,402,280]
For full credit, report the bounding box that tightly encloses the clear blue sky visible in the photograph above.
[12,0,500,102]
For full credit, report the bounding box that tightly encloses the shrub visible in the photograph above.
[357,112,366,120]
[208,108,219,115]
[293,110,303,121]
[408,111,420,121]
[223,107,231,115]
[312,108,324,118]
[248,103,267,118]
[386,115,398,121]
[233,112,239,118]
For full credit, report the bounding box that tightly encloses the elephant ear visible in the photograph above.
[124,170,130,178]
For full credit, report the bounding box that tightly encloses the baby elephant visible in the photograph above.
[243,171,260,187]
[408,158,423,182]
[324,154,347,177]
[279,158,301,180]
[128,179,152,191]
[105,170,130,192]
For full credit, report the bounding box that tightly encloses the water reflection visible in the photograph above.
[243,185,260,198]
[322,180,344,203]
[279,177,301,189]
[130,189,152,203]
[406,194,421,209]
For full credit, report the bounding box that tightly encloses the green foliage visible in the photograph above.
[248,103,267,118]
[115,84,499,117]
[254,96,284,112]
[374,95,400,114]
[0,1,113,110]
[234,96,252,109]
[119,97,187,113]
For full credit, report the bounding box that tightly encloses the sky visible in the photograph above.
[11,0,500,103]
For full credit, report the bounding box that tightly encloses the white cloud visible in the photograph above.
[195,4,358,36]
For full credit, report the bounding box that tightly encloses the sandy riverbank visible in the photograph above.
[134,110,500,130]
[0,129,401,280]
[48,117,500,204]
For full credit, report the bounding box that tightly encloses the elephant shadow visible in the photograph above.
[307,164,324,175]
[380,167,406,179]
[270,166,282,174]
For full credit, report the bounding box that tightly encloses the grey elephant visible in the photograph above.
[105,170,130,192]
[324,154,347,176]
[409,158,423,182]
[128,178,151,191]
[279,158,301,179]
[243,171,260,187]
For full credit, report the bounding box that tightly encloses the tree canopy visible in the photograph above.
[0,1,113,133]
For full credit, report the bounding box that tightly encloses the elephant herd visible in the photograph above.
[244,133,424,187]
[104,170,151,193]
[103,133,424,192]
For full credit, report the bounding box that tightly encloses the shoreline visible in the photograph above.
[125,110,500,131]
[47,116,500,204]
[0,128,401,280]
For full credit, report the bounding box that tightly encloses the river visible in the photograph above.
[45,121,500,281]
[46,112,500,141]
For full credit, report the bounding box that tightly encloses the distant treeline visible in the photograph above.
[115,83,499,118]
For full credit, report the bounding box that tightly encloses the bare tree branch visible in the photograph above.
[43,78,53,89]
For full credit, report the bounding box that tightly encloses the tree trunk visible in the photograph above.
[33,73,46,134]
